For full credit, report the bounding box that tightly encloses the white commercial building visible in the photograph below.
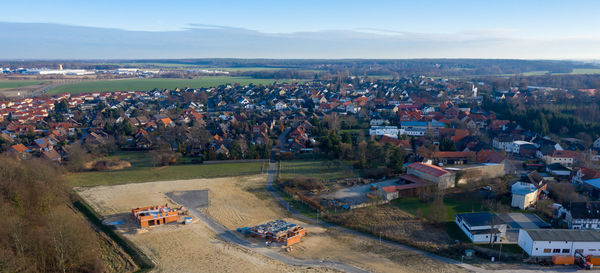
[518,229,600,257]
[506,140,534,154]
[22,69,93,75]
[369,126,399,139]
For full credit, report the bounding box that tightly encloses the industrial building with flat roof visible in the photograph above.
[518,229,600,257]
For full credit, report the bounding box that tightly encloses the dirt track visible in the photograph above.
[76,175,467,273]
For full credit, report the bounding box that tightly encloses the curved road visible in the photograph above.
[168,190,369,273]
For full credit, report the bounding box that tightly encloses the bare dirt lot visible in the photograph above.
[76,175,467,273]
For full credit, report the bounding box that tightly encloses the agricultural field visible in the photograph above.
[496,68,600,77]
[0,79,50,97]
[47,77,290,94]
[76,174,467,273]
[68,161,265,187]
[279,160,355,180]
[0,80,47,89]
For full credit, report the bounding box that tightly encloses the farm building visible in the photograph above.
[132,204,180,228]
[246,220,306,246]
[407,162,456,189]
[455,212,507,243]
[518,229,600,257]
[446,163,505,185]
[377,174,434,201]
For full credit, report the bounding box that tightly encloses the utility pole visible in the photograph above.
[499,243,503,261]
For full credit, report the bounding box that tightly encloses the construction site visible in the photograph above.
[131,204,183,228]
[239,220,306,246]
[75,174,469,273]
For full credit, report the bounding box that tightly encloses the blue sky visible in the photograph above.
[3,0,599,38]
[1,1,599,59]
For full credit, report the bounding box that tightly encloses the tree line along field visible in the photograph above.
[47,77,289,94]
[68,161,265,187]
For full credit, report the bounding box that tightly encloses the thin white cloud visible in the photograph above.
[0,22,599,59]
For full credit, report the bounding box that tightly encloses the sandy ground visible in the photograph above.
[76,175,467,273]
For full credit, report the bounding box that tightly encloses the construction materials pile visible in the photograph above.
[242,220,306,246]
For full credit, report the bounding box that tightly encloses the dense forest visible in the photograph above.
[0,156,106,272]
[483,96,600,140]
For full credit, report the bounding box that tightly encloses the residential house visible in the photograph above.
[158,117,175,127]
[455,212,507,243]
[572,167,600,186]
[545,150,579,167]
[546,163,571,178]
[594,137,600,149]
[582,177,600,200]
[41,149,62,162]
[566,202,600,230]
[275,101,287,111]
[511,182,539,210]
[9,143,31,159]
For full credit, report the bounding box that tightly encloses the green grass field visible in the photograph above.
[0,80,46,89]
[280,160,354,180]
[67,161,264,187]
[47,77,289,94]
[393,195,484,222]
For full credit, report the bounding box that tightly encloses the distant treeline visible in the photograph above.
[3,59,599,77]
[475,74,600,90]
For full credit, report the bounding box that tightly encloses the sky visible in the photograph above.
[1,0,600,59]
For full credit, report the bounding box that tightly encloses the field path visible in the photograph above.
[167,192,369,273]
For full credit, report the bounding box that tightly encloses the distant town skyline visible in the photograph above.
[2,0,600,59]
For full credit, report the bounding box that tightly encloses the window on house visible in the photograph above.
[589,249,597,252]
[543,249,551,253]
[553,249,561,253]
[562,249,570,253]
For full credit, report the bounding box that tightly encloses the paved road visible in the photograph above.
[167,189,369,273]
[266,161,582,273]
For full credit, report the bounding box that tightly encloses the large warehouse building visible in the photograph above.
[407,162,456,189]
[518,229,600,257]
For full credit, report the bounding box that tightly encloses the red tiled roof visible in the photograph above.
[432,151,475,158]
[580,167,600,180]
[11,144,29,153]
[407,162,450,177]
[552,150,579,158]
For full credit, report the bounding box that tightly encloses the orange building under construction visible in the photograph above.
[248,220,306,246]
[132,204,179,228]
